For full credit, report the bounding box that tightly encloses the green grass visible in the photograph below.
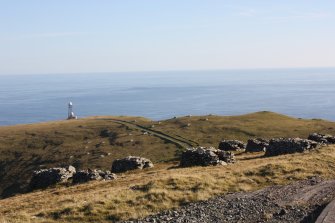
[1,111,335,199]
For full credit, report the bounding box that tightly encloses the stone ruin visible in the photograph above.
[111,156,154,173]
[308,133,335,144]
[29,166,117,190]
[265,138,320,157]
[29,165,76,190]
[246,138,269,152]
[218,140,246,151]
[73,169,117,184]
[179,147,235,167]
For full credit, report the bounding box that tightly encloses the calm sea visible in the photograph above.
[0,68,335,126]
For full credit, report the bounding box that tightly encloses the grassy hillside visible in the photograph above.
[1,145,335,222]
[1,111,335,199]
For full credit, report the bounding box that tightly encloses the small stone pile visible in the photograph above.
[308,133,335,144]
[179,147,235,167]
[218,140,246,151]
[111,156,154,173]
[29,165,76,190]
[73,169,117,184]
[265,138,320,157]
[246,138,269,152]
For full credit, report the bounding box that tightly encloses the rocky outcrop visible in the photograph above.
[265,138,320,157]
[111,156,154,173]
[246,138,269,152]
[218,140,246,151]
[29,165,76,190]
[73,169,117,184]
[308,133,335,144]
[179,147,235,167]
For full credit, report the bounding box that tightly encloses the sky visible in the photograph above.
[0,0,335,75]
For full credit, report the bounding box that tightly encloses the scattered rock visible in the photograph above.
[308,133,335,144]
[123,178,335,223]
[219,140,246,151]
[246,138,269,152]
[265,138,320,157]
[111,156,154,173]
[72,169,117,184]
[179,147,235,167]
[29,166,76,190]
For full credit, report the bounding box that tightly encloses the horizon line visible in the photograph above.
[1,66,335,76]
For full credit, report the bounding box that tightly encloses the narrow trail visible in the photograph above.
[97,118,198,149]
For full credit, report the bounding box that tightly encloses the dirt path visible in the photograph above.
[123,177,335,223]
[98,118,198,149]
[316,199,335,223]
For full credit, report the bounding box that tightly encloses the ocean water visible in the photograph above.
[0,68,335,126]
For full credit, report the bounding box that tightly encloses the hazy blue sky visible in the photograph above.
[1,1,334,74]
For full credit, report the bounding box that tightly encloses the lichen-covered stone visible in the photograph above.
[111,156,154,173]
[308,133,335,144]
[218,140,246,151]
[29,166,76,190]
[180,147,235,167]
[265,138,320,157]
[246,138,269,152]
[73,169,116,184]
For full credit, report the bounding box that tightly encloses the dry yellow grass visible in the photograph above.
[1,145,335,223]
[2,111,335,199]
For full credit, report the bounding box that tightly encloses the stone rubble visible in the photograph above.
[218,140,246,151]
[308,133,335,144]
[72,169,117,184]
[111,156,154,173]
[179,147,235,167]
[29,165,76,190]
[29,166,117,189]
[265,138,320,157]
[246,138,269,152]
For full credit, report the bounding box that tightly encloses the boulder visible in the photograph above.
[179,147,235,167]
[218,140,246,151]
[308,133,335,144]
[265,138,320,157]
[111,156,154,173]
[29,165,76,190]
[73,169,117,184]
[246,138,269,152]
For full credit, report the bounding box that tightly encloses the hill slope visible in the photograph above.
[1,145,335,222]
[1,111,335,199]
